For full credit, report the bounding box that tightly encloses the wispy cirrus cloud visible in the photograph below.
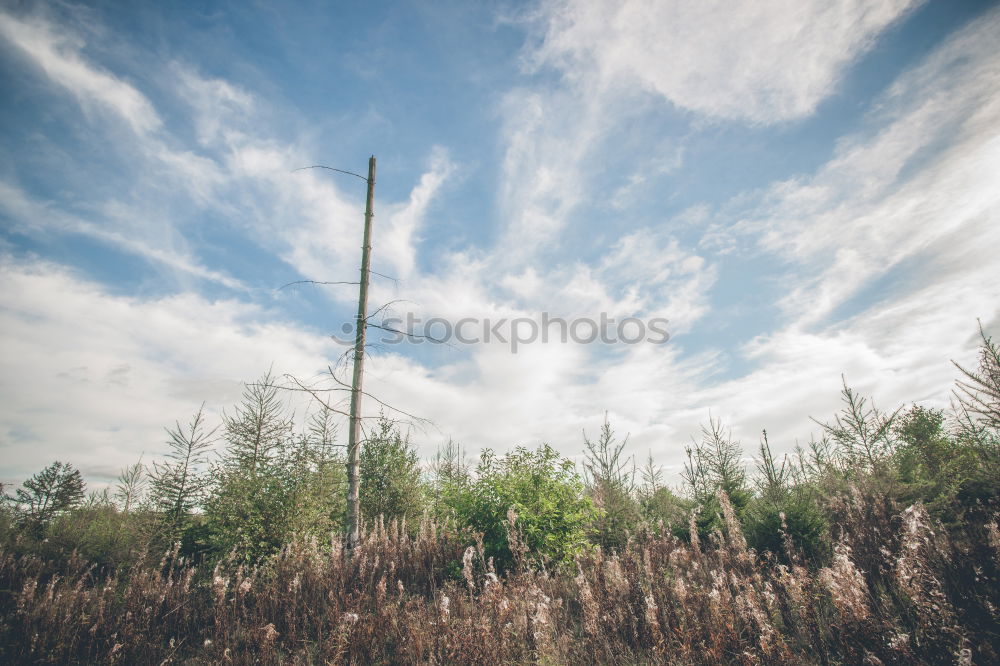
[0,10,160,134]
[729,8,1000,327]
[677,9,1000,449]
[0,181,247,290]
[489,0,924,264]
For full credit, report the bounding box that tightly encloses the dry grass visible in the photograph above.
[1,493,998,665]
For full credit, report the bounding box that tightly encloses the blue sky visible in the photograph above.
[1,0,998,487]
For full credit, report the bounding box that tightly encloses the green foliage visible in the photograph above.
[201,469,297,562]
[43,501,154,573]
[148,405,216,527]
[953,323,1000,432]
[359,416,423,524]
[743,434,827,560]
[220,371,291,474]
[12,461,85,535]
[681,417,751,540]
[744,489,828,562]
[452,444,597,571]
[113,460,147,514]
[640,486,692,529]
[892,404,1000,526]
[814,377,900,471]
[637,452,692,528]
[200,385,344,562]
[287,407,346,535]
[683,416,749,506]
[583,418,641,550]
[428,439,471,518]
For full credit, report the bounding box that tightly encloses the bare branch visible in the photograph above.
[277,279,359,291]
[292,165,368,181]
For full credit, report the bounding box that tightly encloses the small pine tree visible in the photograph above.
[113,460,146,514]
[953,324,1000,435]
[221,370,292,475]
[283,406,346,535]
[583,416,640,550]
[430,438,470,517]
[744,431,827,561]
[149,405,216,525]
[683,415,749,507]
[202,373,295,561]
[814,378,900,470]
[359,416,423,523]
[681,416,750,543]
[754,430,789,502]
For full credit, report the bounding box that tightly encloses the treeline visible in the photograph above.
[0,327,998,663]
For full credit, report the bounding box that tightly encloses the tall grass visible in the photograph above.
[2,489,997,664]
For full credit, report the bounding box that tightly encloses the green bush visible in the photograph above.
[743,489,828,562]
[449,444,597,571]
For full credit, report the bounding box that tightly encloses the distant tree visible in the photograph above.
[284,406,346,535]
[744,431,827,561]
[641,484,692,530]
[639,451,663,494]
[681,416,750,542]
[753,431,790,502]
[202,374,294,560]
[359,416,423,523]
[0,482,13,544]
[683,416,749,507]
[896,406,953,477]
[637,451,692,528]
[13,461,85,533]
[202,377,346,561]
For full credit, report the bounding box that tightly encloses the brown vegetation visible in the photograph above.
[2,487,998,664]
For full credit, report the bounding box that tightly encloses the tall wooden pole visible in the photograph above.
[346,155,375,550]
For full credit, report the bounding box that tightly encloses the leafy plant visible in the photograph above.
[454,444,597,570]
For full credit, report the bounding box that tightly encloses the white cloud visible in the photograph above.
[380,147,456,279]
[495,86,608,255]
[0,10,161,134]
[0,13,457,302]
[532,0,922,123]
[673,10,1000,457]
[175,66,256,146]
[0,258,338,486]
[734,9,1000,326]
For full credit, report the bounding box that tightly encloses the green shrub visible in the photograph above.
[449,444,597,571]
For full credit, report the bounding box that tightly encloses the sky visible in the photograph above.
[1,0,998,489]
